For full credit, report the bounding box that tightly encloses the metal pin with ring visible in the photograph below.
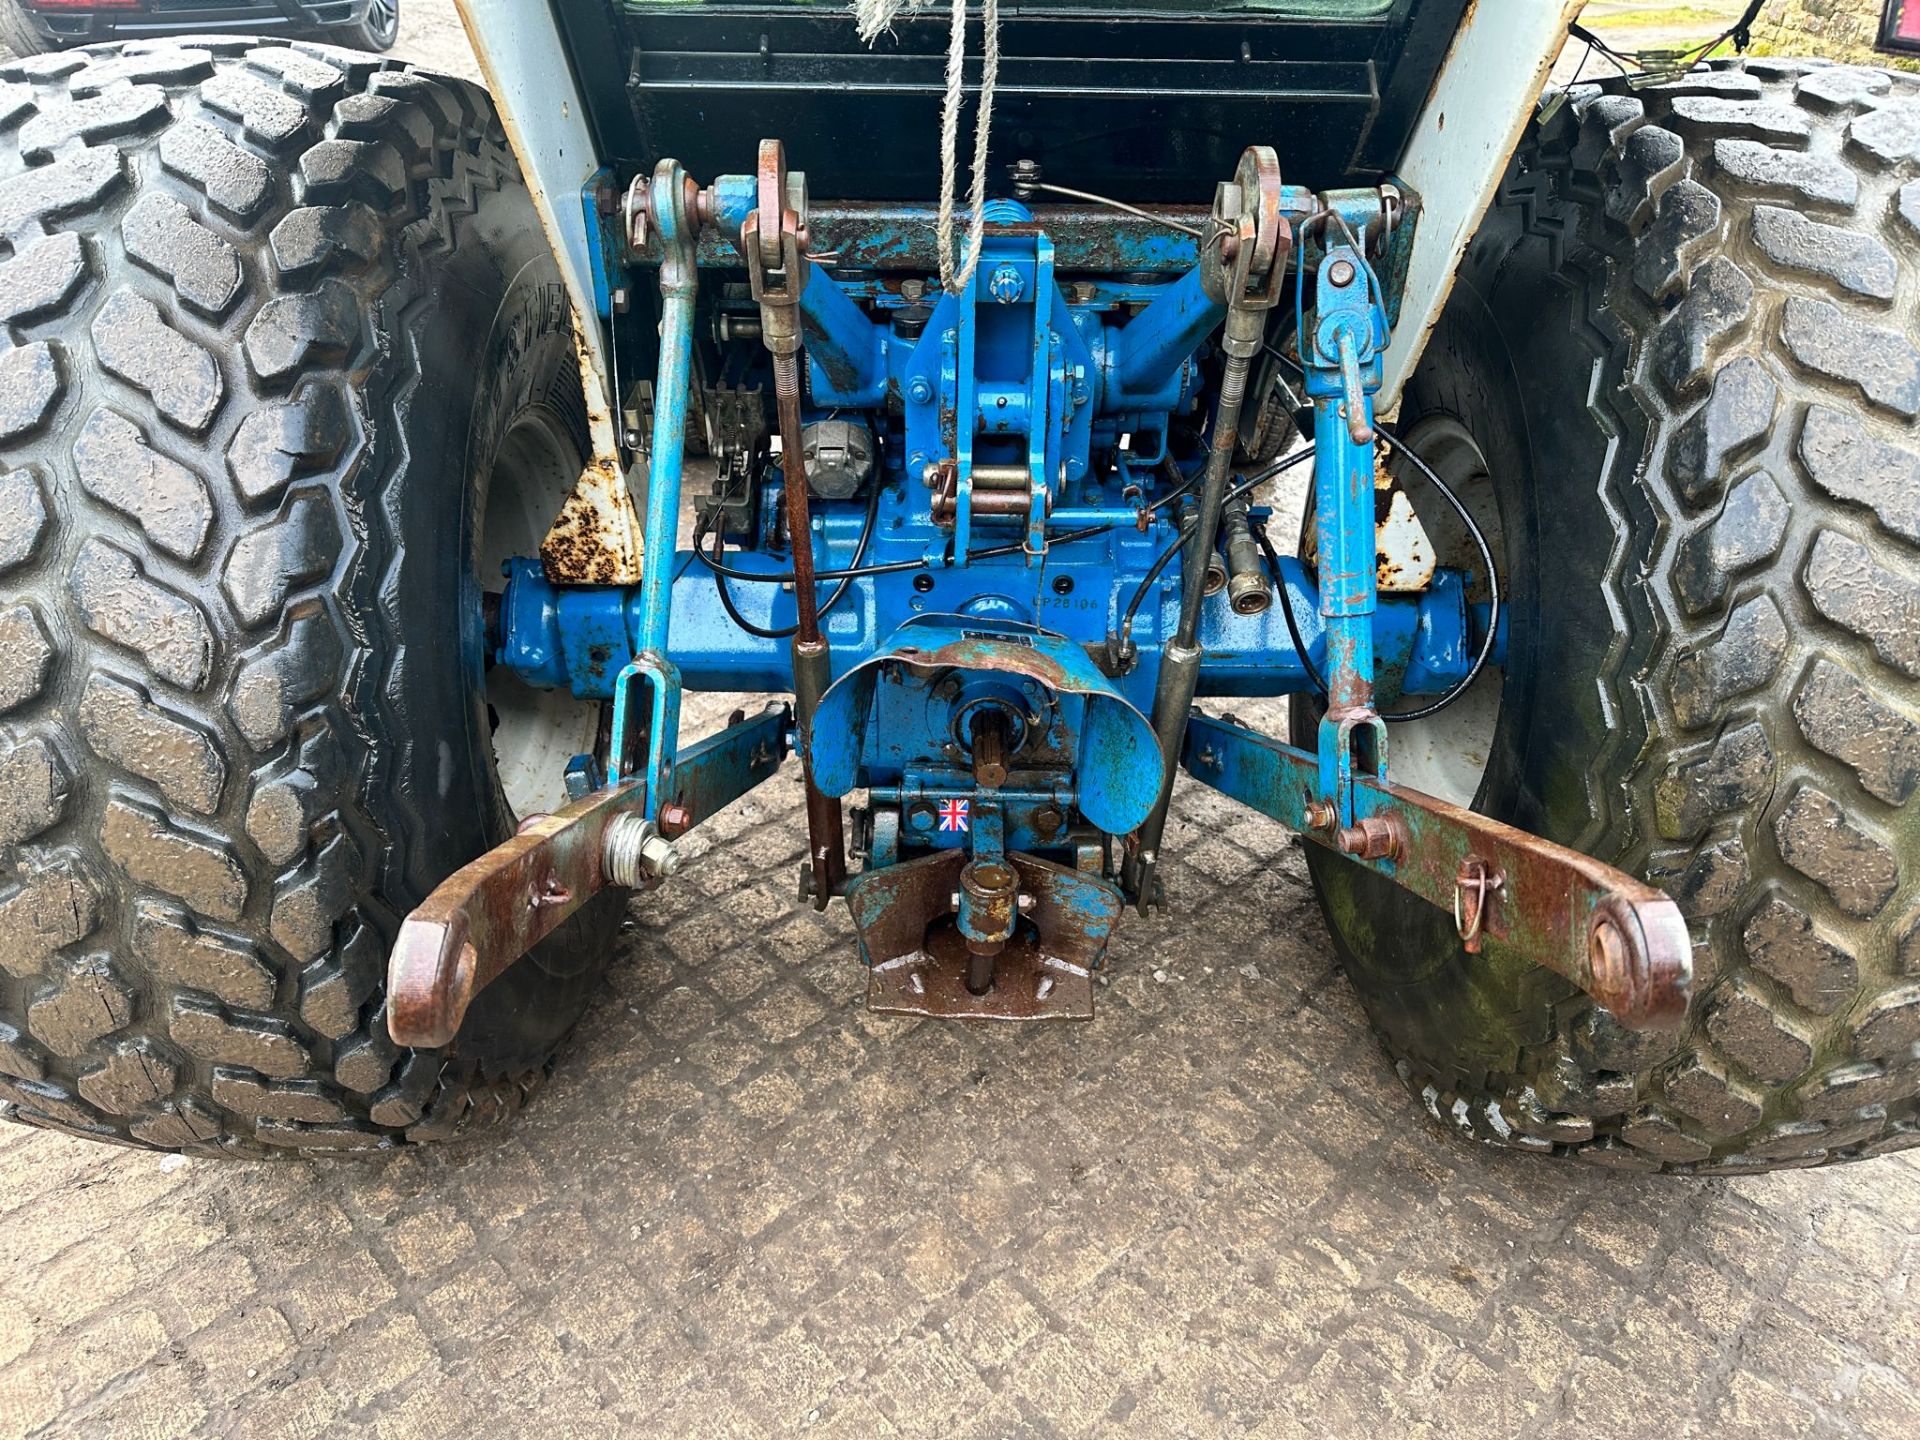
[1453,856,1502,953]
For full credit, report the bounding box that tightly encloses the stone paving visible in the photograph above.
[2,696,1918,1439]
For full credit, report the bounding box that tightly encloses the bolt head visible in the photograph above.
[563,754,602,802]
[1327,257,1357,288]
[987,264,1025,305]
[907,375,934,404]
[640,832,681,878]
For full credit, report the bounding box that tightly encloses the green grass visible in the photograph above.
[1584,5,1740,31]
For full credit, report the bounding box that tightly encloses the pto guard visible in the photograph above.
[806,614,1161,836]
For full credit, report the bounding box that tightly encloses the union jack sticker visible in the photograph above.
[938,798,970,833]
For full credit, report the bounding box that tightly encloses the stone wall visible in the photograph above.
[1755,0,1918,68]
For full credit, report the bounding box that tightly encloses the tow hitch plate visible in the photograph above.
[848,848,1126,1022]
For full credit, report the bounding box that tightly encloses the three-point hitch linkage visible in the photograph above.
[386,140,1692,1051]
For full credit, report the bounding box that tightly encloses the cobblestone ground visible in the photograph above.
[2,697,1918,1440]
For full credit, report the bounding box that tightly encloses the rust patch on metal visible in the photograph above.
[388,780,647,1049]
[540,466,636,585]
[849,849,1123,1023]
[1183,714,1693,1031]
[540,316,645,585]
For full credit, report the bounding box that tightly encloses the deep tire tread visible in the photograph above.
[1354,62,1920,1172]
[0,41,556,1156]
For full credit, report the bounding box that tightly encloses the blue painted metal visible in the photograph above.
[1109,265,1223,406]
[874,783,1073,857]
[1177,710,1696,1032]
[606,159,701,815]
[494,553,1498,711]
[1301,240,1391,826]
[578,167,617,321]
[808,615,1161,838]
[513,173,1487,917]
[661,702,790,828]
[800,267,887,407]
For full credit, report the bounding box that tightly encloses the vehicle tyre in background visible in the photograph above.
[0,2,51,58]
[341,0,401,53]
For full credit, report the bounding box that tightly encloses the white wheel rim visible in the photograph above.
[478,412,603,822]
[1379,413,1505,809]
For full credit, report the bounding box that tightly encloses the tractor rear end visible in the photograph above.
[0,1,1914,1172]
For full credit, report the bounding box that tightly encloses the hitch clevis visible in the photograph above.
[385,138,1689,1049]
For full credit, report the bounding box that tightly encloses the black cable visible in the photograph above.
[1140,453,1202,521]
[1262,426,1503,724]
[1569,0,1764,81]
[1219,443,1316,513]
[1567,21,1638,70]
[699,479,882,640]
[706,531,792,640]
[1117,444,1319,660]
[1257,517,1326,694]
[1117,512,1195,661]
[696,506,1115,588]
[1375,427,1501,722]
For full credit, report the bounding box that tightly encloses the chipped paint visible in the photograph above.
[1377,0,1587,415]
[1375,486,1437,593]
[455,0,643,584]
[539,315,645,584]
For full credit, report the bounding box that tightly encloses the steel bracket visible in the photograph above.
[849,847,1124,1023]
[1180,713,1691,1029]
[387,704,790,1048]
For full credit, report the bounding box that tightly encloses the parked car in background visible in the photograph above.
[0,0,397,54]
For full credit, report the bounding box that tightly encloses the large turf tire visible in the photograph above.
[0,40,621,1155]
[1298,60,1920,1173]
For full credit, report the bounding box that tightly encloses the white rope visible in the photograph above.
[936,0,999,294]
[852,0,1000,294]
[853,0,921,43]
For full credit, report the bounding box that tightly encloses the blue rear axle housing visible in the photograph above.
[484,146,1503,1007]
